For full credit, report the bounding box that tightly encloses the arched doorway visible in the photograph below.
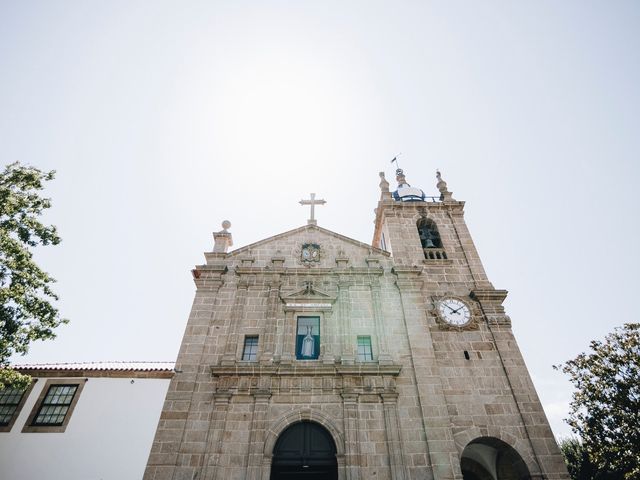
[461,437,531,480]
[270,421,338,480]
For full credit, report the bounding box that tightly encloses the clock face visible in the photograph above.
[437,298,471,326]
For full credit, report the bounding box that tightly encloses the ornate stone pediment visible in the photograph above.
[280,281,336,311]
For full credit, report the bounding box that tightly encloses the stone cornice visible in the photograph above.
[210,363,402,377]
[233,266,385,276]
[471,288,509,304]
[376,198,466,211]
[192,265,227,290]
[204,252,229,264]
[391,266,423,277]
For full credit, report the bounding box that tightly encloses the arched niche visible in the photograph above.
[461,437,531,480]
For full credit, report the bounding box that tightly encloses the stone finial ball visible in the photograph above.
[222,220,231,230]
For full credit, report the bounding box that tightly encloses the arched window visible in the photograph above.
[417,218,442,249]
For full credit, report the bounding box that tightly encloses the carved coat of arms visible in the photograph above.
[300,243,321,264]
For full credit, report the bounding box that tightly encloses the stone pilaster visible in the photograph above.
[447,208,492,289]
[261,278,281,364]
[338,277,355,364]
[381,391,407,480]
[394,267,462,480]
[342,392,360,480]
[370,277,392,364]
[201,392,232,480]
[280,310,295,363]
[144,265,226,480]
[247,391,272,480]
[221,279,248,365]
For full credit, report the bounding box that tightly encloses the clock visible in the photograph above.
[437,298,471,326]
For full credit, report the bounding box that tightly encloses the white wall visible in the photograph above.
[0,375,170,480]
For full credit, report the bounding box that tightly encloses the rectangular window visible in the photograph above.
[23,379,84,433]
[242,336,259,361]
[296,316,320,360]
[32,384,79,426]
[357,336,373,361]
[0,388,27,428]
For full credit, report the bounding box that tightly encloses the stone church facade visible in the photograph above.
[144,170,569,480]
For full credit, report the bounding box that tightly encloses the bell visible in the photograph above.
[424,238,435,248]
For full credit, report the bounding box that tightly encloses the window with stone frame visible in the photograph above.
[32,384,78,426]
[22,379,85,433]
[242,335,259,361]
[0,385,32,432]
[357,336,374,362]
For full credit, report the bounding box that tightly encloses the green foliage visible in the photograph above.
[555,324,640,479]
[0,162,66,389]
[558,437,618,480]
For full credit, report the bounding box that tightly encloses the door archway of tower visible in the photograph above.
[461,437,531,480]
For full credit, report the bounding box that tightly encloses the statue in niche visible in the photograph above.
[301,326,315,357]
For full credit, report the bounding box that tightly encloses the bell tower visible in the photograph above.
[372,167,568,480]
[373,168,491,289]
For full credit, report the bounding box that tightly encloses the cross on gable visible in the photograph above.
[299,193,326,225]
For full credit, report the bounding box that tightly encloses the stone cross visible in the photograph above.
[299,193,326,226]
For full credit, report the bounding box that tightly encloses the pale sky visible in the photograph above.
[2,1,639,439]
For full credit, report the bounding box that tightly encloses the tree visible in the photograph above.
[0,162,66,390]
[558,437,617,480]
[555,323,640,479]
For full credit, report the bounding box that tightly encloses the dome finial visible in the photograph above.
[213,220,233,253]
[390,159,426,202]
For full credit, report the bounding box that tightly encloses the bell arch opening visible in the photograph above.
[270,420,338,480]
[461,437,531,480]
[417,218,445,260]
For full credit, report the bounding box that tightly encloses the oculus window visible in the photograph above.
[296,316,320,360]
[357,336,373,361]
[242,336,259,361]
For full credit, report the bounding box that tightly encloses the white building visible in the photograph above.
[0,362,173,480]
